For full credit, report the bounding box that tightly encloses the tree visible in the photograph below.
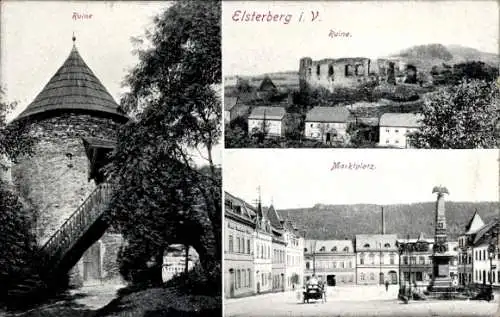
[106,0,221,288]
[408,79,499,148]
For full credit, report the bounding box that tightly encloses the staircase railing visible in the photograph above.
[40,182,113,262]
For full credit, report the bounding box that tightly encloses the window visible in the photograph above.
[390,254,395,265]
[229,235,234,252]
[236,270,241,288]
[316,64,321,76]
[343,246,349,252]
[306,262,310,270]
[386,139,389,144]
[328,65,334,77]
[369,253,375,264]
[345,64,354,76]
[385,129,390,133]
[331,246,337,252]
[370,273,375,280]
[403,256,408,265]
[419,256,425,265]
[410,256,416,265]
[319,246,325,252]
[395,140,399,144]
[304,248,308,252]
[384,243,391,248]
[236,237,240,253]
[416,272,423,281]
[310,124,313,128]
[395,129,399,133]
[364,243,370,248]
[247,240,251,254]
[360,273,365,281]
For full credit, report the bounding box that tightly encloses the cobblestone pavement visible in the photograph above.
[225,285,500,317]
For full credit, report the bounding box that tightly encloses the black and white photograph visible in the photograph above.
[223,1,499,149]
[0,1,221,316]
[224,149,500,316]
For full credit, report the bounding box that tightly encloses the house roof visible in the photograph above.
[355,234,398,251]
[224,191,256,224]
[264,205,283,229]
[248,106,286,120]
[472,220,498,246]
[224,97,239,112]
[16,41,127,122]
[312,240,354,253]
[305,106,351,123]
[379,113,423,128]
[259,76,277,91]
[465,210,485,234]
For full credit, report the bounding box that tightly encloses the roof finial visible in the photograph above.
[72,32,76,44]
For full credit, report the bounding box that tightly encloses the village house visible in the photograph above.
[304,106,352,144]
[304,240,356,286]
[224,192,256,298]
[282,219,305,290]
[161,245,198,283]
[458,211,484,286]
[469,218,499,287]
[248,106,286,137]
[224,96,249,125]
[378,113,423,148]
[253,201,273,294]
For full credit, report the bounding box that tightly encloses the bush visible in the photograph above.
[164,262,221,296]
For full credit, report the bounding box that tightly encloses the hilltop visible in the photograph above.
[277,202,499,240]
[388,43,499,72]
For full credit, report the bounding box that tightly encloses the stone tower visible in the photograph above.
[11,36,128,285]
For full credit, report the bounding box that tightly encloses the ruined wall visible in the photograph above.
[300,57,380,92]
[11,112,121,245]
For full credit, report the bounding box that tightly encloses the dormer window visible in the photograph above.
[319,246,325,252]
[384,243,391,248]
[331,246,337,252]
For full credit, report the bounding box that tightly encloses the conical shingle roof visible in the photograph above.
[16,41,126,121]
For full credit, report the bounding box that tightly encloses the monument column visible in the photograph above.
[429,186,454,292]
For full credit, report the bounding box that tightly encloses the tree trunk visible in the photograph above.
[184,244,189,273]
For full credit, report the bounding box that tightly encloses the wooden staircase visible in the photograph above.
[40,182,113,276]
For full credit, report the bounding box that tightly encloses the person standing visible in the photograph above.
[385,279,389,292]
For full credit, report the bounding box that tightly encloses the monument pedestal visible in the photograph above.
[428,254,454,293]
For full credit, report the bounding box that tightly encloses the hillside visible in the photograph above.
[389,44,499,72]
[277,202,499,240]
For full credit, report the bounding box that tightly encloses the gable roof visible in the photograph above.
[16,41,127,122]
[305,106,351,123]
[224,191,256,224]
[465,210,485,234]
[224,96,239,112]
[259,75,277,91]
[265,205,283,229]
[248,106,286,120]
[379,113,423,128]
[472,220,498,246]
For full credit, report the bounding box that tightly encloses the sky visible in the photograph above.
[224,150,499,209]
[223,1,499,76]
[1,1,221,166]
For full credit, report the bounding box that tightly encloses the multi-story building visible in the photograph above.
[270,223,286,292]
[266,205,304,291]
[224,192,256,298]
[397,234,459,287]
[355,234,399,285]
[161,245,198,283]
[378,113,423,148]
[471,220,499,287]
[458,211,485,286]
[283,219,305,290]
[304,240,356,286]
[304,107,353,144]
[253,202,273,294]
[248,106,286,137]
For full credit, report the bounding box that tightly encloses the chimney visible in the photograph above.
[381,206,385,235]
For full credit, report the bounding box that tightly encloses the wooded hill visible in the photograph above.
[277,202,499,240]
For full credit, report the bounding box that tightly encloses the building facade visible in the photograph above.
[458,211,485,286]
[283,220,305,290]
[378,113,423,148]
[355,234,399,285]
[161,245,198,283]
[248,106,286,137]
[224,192,256,298]
[304,107,352,144]
[304,240,356,286]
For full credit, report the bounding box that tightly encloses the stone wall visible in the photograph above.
[11,113,121,245]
